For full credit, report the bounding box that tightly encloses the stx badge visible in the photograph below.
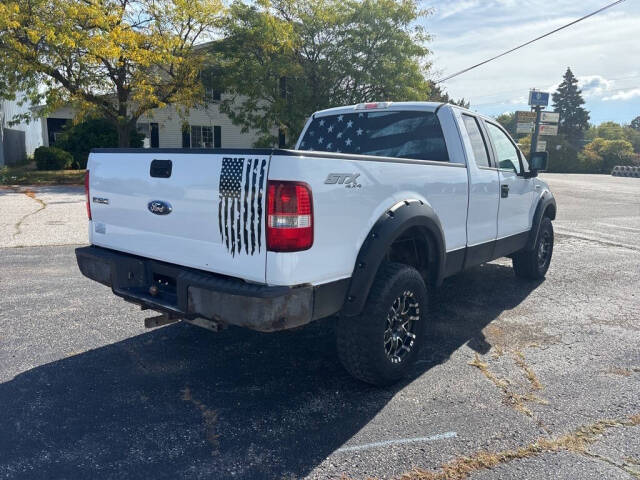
[325,173,362,189]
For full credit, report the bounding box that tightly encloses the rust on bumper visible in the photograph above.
[75,246,345,333]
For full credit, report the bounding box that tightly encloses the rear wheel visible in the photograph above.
[513,217,554,279]
[337,263,428,386]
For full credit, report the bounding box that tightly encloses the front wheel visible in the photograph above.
[336,263,428,386]
[513,217,554,279]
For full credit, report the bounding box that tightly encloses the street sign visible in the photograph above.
[541,111,560,123]
[529,90,550,107]
[539,124,558,136]
[516,122,533,134]
[516,111,537,123]
[536,141,547,152]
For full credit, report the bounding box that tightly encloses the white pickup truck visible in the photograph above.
[76,102,556,385]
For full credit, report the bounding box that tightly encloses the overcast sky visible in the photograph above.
[426,0,640,124]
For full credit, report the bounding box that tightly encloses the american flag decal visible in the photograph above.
[218,157,268,256]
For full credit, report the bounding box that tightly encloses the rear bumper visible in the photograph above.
[75,246,348,332]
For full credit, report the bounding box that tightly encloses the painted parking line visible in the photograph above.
[336,431,457,453]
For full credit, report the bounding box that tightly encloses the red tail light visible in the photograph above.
[267,181,313,252]
[85,170,92,220]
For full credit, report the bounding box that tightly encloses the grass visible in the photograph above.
[398,414,640,480]
[0,164,85,186]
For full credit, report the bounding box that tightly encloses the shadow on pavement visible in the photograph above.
[0,262,541,479]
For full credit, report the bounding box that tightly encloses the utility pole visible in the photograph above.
[529,106,542,159]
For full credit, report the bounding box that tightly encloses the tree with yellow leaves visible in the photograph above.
[0,0,223,146]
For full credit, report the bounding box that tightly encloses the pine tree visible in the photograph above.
[552,68,590,145]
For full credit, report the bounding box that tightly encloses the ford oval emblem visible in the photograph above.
[148,200,172,215]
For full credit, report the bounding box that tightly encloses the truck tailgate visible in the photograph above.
[88,150,270,283]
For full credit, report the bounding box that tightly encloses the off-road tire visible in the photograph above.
[513,217,554,279]
[337,263,428,386]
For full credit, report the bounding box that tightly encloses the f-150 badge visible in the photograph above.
[325,173,361,188]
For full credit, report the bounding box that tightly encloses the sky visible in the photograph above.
[425,0,640,124]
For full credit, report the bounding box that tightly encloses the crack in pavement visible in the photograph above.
[583,450,640,479]
[181,387,220,455]
[468,351,549,431]
[396,414,640,480]
[556,231,640,252]
[13,188,47,239]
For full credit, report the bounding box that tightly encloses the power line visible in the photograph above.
[467,73,640,104]
[472,85,639,108]
[435,0,627,84]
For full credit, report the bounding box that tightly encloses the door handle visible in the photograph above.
[501,184,509,198]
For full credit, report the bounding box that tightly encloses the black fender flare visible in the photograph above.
[341,199,446,317]
[526,191,557,251]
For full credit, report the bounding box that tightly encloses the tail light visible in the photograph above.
[85,170,92,220]
[266,180,313,252]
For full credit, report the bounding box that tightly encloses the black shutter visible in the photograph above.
[150,123,159,148]
[214,126,221,148]
[182,125,191,148]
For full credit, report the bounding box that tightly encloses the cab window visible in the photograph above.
[462,114,491,168]
[486,122,521,174]
[299,110,450,162]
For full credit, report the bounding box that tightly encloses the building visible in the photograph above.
[1,92,267,167]
[0,98,42,166]
[39,93,266,151]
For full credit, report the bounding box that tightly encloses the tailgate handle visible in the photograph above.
[150,159,172,178]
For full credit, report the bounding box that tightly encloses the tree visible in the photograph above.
[586,121,640,154]
[552,68,590,145]
[631,116,640,131]
[0,0,223,146]
[517,134,532,159]
[427,82,469,108]
[496,112,517,138]
[56,118,144,168]
[545,135,583,173]
[579,137,634,173]
[209,0,434,147]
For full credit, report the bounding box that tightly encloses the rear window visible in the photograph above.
[298,110,450,162]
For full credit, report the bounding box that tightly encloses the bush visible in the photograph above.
[578,138,635,174]
[55,118,144,169]
[34,146,74,171]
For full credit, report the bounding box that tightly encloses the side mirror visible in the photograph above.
[530,151,548,173]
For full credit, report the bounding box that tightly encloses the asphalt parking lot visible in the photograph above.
[0,174,639,479]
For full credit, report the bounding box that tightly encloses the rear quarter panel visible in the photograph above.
[266,154,469,286]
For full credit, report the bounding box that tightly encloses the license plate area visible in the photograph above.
[112,258,181,310]
[151,272,178,304]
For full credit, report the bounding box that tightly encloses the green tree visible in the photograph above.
[427,82,469,108]
[586,121,640,154]
[631,116,640,131]
[210,0,434,147]
[517,134,532,159]
[496,112,517,138]
[0,0,223,146]
[56,118,144,169]
[552,68,590,145]
[579,138,634,173]
[545,135,583,173]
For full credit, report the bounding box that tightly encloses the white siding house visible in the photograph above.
[0,97,43,165]
[1,93,268,167]
[41,95,267,151]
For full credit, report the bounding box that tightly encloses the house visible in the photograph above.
[0,98,42,166]
[39,93,267,151]
[1,92,267,167]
